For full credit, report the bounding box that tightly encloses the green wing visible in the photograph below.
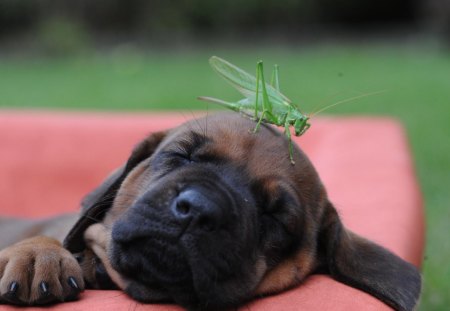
[209,56,292,106]
[198,96,254,113]
[197,96,240,112]
[198,96,257,119]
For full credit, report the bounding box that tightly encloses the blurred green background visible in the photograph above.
[0,0,449,310]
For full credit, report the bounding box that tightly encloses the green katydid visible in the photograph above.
[198,56,307,164]
[198,56,382,164]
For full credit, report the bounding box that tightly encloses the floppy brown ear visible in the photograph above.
[318,202,421,311]
[64,131,167,253]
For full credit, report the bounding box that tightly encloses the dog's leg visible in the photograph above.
[0,214,83,305]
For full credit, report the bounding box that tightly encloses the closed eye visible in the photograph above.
[164,150,193,165]
[150,150,191,173]
[152,131,217,171]
[165,143,192,160]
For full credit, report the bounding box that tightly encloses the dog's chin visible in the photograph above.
[109,232,257,311]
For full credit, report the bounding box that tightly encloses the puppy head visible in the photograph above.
[64,113,421,311]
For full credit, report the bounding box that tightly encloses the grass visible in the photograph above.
[1,45,449,310]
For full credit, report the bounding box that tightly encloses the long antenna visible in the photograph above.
[310,90,388,117]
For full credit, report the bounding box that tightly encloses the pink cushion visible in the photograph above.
[0,111,424,311]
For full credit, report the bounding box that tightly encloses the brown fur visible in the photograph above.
[0,113,421,310]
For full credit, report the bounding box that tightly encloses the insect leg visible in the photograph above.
[254,62,261,120]
[253,110,268,133]
[253,62,273,133]
[284,119,295,164]
[259,62,272,113]
[271,64,280,91]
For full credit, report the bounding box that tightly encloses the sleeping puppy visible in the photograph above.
[0,113,421,310]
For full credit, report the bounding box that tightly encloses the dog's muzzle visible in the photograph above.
[109,176,242,295]
[111,184,230,248]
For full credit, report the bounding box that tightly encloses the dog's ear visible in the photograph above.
[64,131,167,253]
[318,202,421,311]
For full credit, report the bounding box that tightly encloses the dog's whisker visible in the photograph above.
[182,114,198,135]
[184,109,208,138]
[179,111,192,124]
[129,301,139,311]
[88,192,135,209]
[192,111,206,136]
[204,107,209,138]
[107,291,127,299]
[80,214,105,224]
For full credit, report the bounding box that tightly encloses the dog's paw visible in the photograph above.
[0,236,84,305]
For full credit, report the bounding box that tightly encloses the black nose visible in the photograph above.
[171,188,223,232]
